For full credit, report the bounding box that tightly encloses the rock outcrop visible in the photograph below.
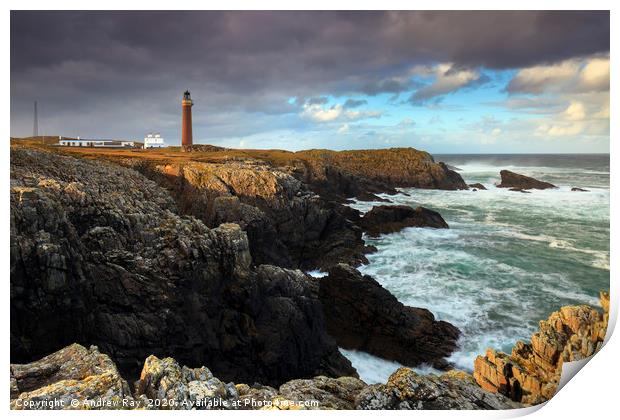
[11,345,519,410]
[10,147,354,386]
[318,264,460,369]
[119,159,369,271]
[473,292,609,405]
[355,369,521,410]
[359,205,449,237]
[571,187,589,192]
[497,170,556,190]
[11,344,133,410]
[469,183,487,190]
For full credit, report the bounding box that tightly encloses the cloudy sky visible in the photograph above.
[11,11,609,153]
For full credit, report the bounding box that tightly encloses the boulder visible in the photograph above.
[473,291,609,405]
[497,170,556,190]
[359,205,449,237]
[10,147,355,387]
[317,264,460,369]
[469,183,487,190]
[10,344,133,410]
[355,368,521,410]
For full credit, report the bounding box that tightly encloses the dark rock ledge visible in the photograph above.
[358,205,449,237]
[318,264,460,370]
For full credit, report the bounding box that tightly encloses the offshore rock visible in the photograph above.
[473,292,609,405]
[10,147,354,386]
[469,183,487,190]
[318,264,460,369]
[10,344,133,410]
[497,170,556,190]
[571,187,589,192]
[355,369,521,410]
[359,205,449,237]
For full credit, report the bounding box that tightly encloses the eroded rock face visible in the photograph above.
[10,147,354,386]
[120,159,368,271]
[318,264,460,369]
[497,170,556,190]
[359,205,449,237]
[473,292,609,405]
[355,369,521,410]
[10,344,133,410]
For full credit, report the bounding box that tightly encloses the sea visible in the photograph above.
[334,154,610,384]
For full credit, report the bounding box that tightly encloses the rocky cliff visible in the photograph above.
[473,292,609,405]
[10,145,462,389]
[118,158,369,271]
[11,344,520,410]
[10,146,354,385]
[278,148,468,202]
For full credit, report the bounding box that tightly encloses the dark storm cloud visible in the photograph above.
[10,10,609,139]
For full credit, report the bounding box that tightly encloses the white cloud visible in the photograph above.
[507,55,609,94]
[301,102,382,123]
[563,101,586,121]
[302,103,343,122]
[337,123,350,134]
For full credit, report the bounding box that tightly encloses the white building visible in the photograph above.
[143,133,166,149]
[57,136,136,148]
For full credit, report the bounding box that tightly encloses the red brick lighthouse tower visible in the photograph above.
[181,90,193,151]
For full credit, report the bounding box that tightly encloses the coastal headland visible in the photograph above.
[9,137,609,409]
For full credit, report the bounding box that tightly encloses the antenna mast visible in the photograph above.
[33,101,38,137]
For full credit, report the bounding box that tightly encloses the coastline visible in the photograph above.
[9,139,610,410]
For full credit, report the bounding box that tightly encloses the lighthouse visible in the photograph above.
[181,90,193,151]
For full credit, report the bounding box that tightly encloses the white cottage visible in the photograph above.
[144,133,166,149]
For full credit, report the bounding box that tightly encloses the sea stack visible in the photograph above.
[181,90,193,151]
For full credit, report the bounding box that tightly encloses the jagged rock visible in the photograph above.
[571,187,589,192]
[473,292,609,405]
[10,344,133,410]
[135,354,367,410]
[355,368,521,410]
[497,170,556,190]
[10,147,354,386]
[359,205,449,237]
[469,183,487,190]
[135,355,236,409]
[10,345,520,411]
[318,264,460,369]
